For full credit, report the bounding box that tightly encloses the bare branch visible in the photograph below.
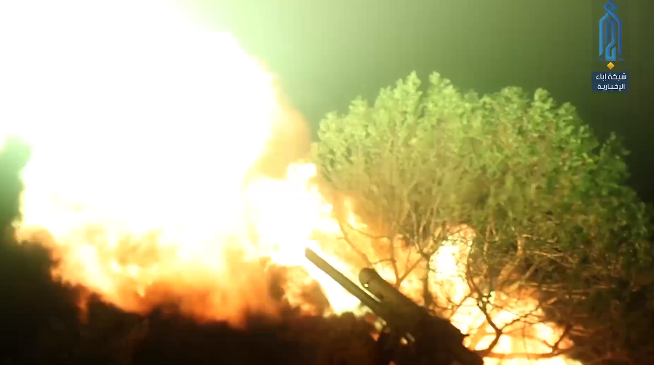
[397,256,424,287]
[483,347,572,360]
[337,220,372,267]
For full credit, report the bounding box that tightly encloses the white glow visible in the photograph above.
[0,0,280,236]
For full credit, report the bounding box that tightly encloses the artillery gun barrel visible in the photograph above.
[304,248,386,317]
[305,247,484,365]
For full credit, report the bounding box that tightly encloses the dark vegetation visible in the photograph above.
[0,138,380,365]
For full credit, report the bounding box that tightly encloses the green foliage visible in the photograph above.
[314,72,476,245]
[315,71,651,273]
[313,71,653,362]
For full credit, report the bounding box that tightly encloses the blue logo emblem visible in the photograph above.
[599,0,623,62]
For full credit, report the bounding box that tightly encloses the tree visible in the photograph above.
[312,72,653,363]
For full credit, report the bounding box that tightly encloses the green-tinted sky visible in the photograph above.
[186,0,653,203]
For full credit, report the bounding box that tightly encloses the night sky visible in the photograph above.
[189,0,654,204]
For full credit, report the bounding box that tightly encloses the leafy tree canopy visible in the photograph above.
[312,72,653,362]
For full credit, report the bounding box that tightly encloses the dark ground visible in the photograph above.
[0,139,384,365]
[0,235,381,365]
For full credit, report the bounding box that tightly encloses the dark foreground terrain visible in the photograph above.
[0,139,383,365]
[0,232,383,365]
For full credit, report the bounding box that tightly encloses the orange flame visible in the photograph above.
[0,1,582,364]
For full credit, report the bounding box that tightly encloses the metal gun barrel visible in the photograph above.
[305,248,483,365]
[304,248,386,316]
[360,266,482,365]
[359,268,425,316]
